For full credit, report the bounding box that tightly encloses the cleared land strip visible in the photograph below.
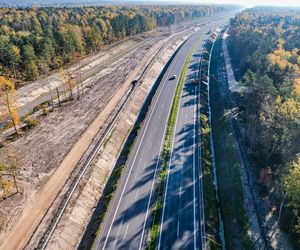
[13,18,205,115]
[1,26,191,250]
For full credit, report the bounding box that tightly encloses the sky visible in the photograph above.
[155,0,300,7]
[2,0,300,8]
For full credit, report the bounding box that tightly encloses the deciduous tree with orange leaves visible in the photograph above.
[0,76,20,137]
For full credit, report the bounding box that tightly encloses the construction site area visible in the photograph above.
[0,19,205,249]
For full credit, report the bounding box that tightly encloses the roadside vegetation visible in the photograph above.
[148,37,199,249]
[199,40,221,249]
[0,76,20,137]
[210,37,252,249]
[0,5,233,84]
[228,7,300,248]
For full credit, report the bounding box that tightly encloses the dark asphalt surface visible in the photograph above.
[157,31,205,250]
[94,15,232,250]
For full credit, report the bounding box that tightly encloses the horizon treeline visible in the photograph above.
[0,5,232,84]
[228,7,300,248]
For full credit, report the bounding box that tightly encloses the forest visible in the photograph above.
[228,7,300,247]
[0,5,231,85]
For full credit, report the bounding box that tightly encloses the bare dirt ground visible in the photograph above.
[0,20,198,249]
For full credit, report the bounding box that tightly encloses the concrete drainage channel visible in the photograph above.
[29,30,192,250]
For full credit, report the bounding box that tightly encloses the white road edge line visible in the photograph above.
[124,223,130,239]
[157,35,194,249]
[198,39,206,250]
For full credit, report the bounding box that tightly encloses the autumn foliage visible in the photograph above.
[0,5,233,82]
[228,7,300,247]
[0,76,19,136]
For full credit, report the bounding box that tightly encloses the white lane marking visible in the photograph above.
[158,59,185,250]
[139,84,179,249]
[135,188,140,200]
[124,223,130,239]
[143,163,147,170]
[102,52,177,249]
[139,32,208,250]
[149,141,153,149]
[158,33,205,250]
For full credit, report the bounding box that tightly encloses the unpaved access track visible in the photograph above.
[0,18,207,250]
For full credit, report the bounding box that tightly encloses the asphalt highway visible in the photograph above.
[94,15,232,250]
[158,30,205,250]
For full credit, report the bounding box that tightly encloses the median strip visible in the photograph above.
[199,38,222,249]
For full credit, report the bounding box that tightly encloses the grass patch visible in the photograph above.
[148,37,200,249]
[210,37,252,249]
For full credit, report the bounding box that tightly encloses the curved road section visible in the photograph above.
[94,15,231,250]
